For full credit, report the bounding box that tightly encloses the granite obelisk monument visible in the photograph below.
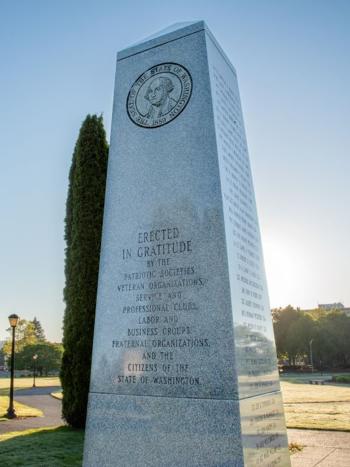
[83,21,290,466]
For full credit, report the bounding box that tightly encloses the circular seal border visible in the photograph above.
[126,62,193,129]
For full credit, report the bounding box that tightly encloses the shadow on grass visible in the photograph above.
[0,426,84,466]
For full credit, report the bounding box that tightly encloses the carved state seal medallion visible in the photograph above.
[127,63,192,128]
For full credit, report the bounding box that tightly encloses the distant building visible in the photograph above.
[319,303,344,310]
[304,303,350,317]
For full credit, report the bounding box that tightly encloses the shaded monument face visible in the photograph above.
[127,62,192,128]
[84,22,291,467]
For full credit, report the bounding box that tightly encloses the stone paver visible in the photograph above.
[0,386,64,434]
[288,428,350,467]
[318,448,350,466]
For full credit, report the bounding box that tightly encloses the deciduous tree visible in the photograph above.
[15,342,63,376]
[272,306,350,369]
[3,319,37,355]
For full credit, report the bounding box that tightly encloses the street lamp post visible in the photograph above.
[309,339,314,373]
[7,314,19,419]
[32,354,38,387]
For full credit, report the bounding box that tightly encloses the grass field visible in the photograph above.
[281,381,350,431]
[334,375,350,383]
[0,397,43,421]
[0,377,60,396]
[0,377,59,421]
[0,427,84,466]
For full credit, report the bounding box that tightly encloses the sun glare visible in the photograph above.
[263,236,309,308]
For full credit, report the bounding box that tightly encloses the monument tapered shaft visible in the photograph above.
[84,21,290,466]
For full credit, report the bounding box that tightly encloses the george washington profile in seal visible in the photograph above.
[144,77,177,119]
[127,63,192,128]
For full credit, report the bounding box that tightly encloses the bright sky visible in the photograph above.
[1,1,349,342]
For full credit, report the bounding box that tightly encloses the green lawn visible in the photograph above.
[334,375,350,383]
[281,381,350,430]
[0,396,42,421]
[0,377,59,420]
[0,377,60,396]
[0,427,84,466]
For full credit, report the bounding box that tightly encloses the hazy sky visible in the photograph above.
[1,1,349,342]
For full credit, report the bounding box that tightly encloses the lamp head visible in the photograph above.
[8,314,19,328]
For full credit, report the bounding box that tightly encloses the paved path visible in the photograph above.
[0,386,64,434]
[288,428,350,466]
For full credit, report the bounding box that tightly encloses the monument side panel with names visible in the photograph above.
[207,30,280,400]
[84,22,290,467]
[206,32,290,466]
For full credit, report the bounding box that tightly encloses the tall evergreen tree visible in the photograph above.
[32,317,46,341]
[61,115,108,428]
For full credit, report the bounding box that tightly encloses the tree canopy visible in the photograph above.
[3,319,38,355]
[273,306,350,369]
[15,342,63,376]
[2,318,62,375]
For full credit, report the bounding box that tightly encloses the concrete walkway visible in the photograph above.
[0,386,64,434]
[288,428,350,466]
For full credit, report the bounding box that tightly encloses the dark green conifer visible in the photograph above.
[32,317,46,341]
[60,115,108,428]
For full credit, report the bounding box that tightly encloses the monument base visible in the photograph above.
[83,392,289,466]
